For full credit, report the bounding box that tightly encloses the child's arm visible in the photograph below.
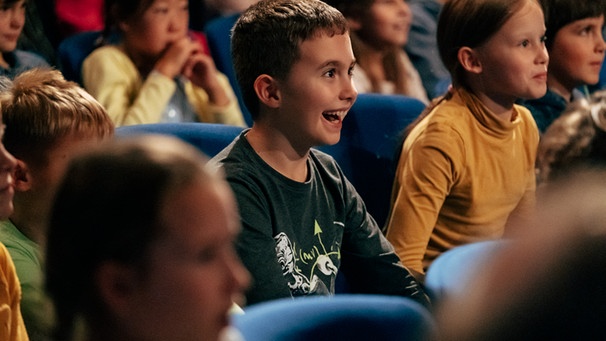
[183,51,230,106]
[82,46,176,126]
[384,124,459,275]
[184,73,246,126]
[339,177,431,307]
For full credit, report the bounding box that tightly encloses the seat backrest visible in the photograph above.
[57,30,103,86]
[233,294,436,341]
[318,93,426,227]
[115,122,244,157]
[424,240,510,302]
[204,13,253,127]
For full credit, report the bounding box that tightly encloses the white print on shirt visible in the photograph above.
[274,220,339,296]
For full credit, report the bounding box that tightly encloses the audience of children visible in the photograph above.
[520,0,606,133]
[0,68,114,341]
[44,135,250,341]
[405,0,451,99]
[0,0,49,79]
[0,0,600,339]
[383,0,546,279]
[209,0,430,307]
[325,0,429,104]
[536,89,606,185]
[81,0,246,127]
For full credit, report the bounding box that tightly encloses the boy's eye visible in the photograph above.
[520,40,530,47]
[324,69,336,78]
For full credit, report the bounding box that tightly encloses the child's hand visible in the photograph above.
[182,52,230,106]
[153,37,200,79]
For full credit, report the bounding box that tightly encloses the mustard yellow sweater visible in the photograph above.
[385,89,539,274]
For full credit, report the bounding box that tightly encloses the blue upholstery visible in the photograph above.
[424,240,509,302]
[204,14,253,126]
[318,93,426,227]
[115,123,244,157]
[57,30,103,86]
[233,294,436,341]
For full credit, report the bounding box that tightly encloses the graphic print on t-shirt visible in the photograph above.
[274,220,340,296]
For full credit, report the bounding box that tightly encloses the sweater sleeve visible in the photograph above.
[385,122,464,274]
[185,73,246,127]
[82,47,176,126]
[0,243,29,341]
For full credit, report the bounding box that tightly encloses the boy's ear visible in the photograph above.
[96,262,139,319]
[13,160,31,192]
[254,74,281,108]
[458,47,483,74]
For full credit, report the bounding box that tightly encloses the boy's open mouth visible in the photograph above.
[322,110,347,122]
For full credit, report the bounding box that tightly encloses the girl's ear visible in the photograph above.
[458,47,483,74]
[96,262,139,319]
[253,74,281,109]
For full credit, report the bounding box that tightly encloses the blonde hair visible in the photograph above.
[1,68,114,167]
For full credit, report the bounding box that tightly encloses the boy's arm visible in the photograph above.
[339,180,431,308]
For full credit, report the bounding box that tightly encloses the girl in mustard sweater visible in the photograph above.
[384,0,546,278]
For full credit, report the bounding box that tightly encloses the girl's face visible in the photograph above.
[354,0,412,49]
[121,0,189,58]
[124,180,250,341]
[0,0,26,54]
[472,0,549,109]
[548,15,606,95]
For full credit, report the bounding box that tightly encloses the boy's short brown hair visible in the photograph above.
[1,68,114,168]
[231,0,348,120]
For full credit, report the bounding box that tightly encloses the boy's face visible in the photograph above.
[0,124,16,219]
[0,0,26,53]
[548,15,606,92]
[121,180,250,341]
[274,32,357,149]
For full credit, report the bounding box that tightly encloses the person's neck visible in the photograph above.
[245,125,309,183]
[547,78,573,103]
[468,88,516,122]
[0,53,9,69]
[8,214,46,246]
